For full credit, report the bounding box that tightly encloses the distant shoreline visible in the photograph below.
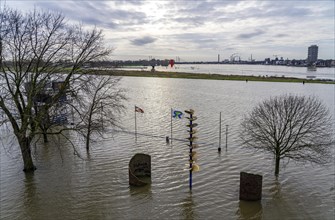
[95,69,335,84]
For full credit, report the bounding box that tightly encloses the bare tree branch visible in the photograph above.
[71,75,126,151]
[240,94,334,176]
[0,7,114,172]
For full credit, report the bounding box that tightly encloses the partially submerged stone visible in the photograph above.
[239,172,262,201]
[129,153,151,186]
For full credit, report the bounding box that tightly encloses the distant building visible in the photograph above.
[307,45,318,64]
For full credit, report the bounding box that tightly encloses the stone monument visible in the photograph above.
[129,153,151,186]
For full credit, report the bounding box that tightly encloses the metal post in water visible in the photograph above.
[226,125,228,149]
[218,112,221,152]
[135,106,137,139]
[171,108,173,144]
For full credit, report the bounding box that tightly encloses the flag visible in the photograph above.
[135,106,144,113]
[172,109,183,119]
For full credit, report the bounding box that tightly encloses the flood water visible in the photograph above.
[1,77,334,220]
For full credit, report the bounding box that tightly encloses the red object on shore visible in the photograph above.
[169,59,175,67]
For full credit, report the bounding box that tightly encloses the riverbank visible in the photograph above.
[95,69,335,84]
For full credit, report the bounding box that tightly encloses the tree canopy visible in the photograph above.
[240,94,334,176]
[0,8,114,171]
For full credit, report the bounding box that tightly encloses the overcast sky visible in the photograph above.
[3,0,335,61]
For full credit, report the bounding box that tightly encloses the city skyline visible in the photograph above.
[2,0,335,62]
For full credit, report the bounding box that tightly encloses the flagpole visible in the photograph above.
[171,108,173,144]
[135,105,137,139]
[226,125,228,150]
[218,112,221,152]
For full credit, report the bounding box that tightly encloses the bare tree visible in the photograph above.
[240,94,334,176]
[74,75,126,151]
[0,8,111,172]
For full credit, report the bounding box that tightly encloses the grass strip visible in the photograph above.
[92,69,334,84]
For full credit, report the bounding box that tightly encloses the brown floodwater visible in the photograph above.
[1,77,334,219]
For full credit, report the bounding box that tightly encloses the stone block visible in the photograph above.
[239,172,262,201]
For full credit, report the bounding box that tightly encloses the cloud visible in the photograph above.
[237,29,266,39]
[169,1,242,26]
[274,34,289,38]
[130,36,157,46]
[175,0,240,16]
[114,0,145,6]
[35,1,148,29]
[223,47,236,51]
[4,0,334,60]
[173,16,206,27]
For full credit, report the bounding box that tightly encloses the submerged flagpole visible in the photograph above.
[134,106,144,140]
[219,112,221,152]
[134,105,137,139]
[171,108,173,144]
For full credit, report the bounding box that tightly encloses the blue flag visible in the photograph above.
[172,109,183,119]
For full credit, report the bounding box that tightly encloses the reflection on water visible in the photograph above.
[181,193,196,220]
[23,173,37,219]
[237,201,262,220]
[269,179,283,199]
[1,77,334,219]
[129,183,152,199]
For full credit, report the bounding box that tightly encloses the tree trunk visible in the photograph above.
[19,137,36,172]
[86,108,93,152]
[86,130,91,152]
[43,132,48,143]
[275,155,280,177]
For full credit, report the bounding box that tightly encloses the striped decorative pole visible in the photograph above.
[185,109,199,190]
